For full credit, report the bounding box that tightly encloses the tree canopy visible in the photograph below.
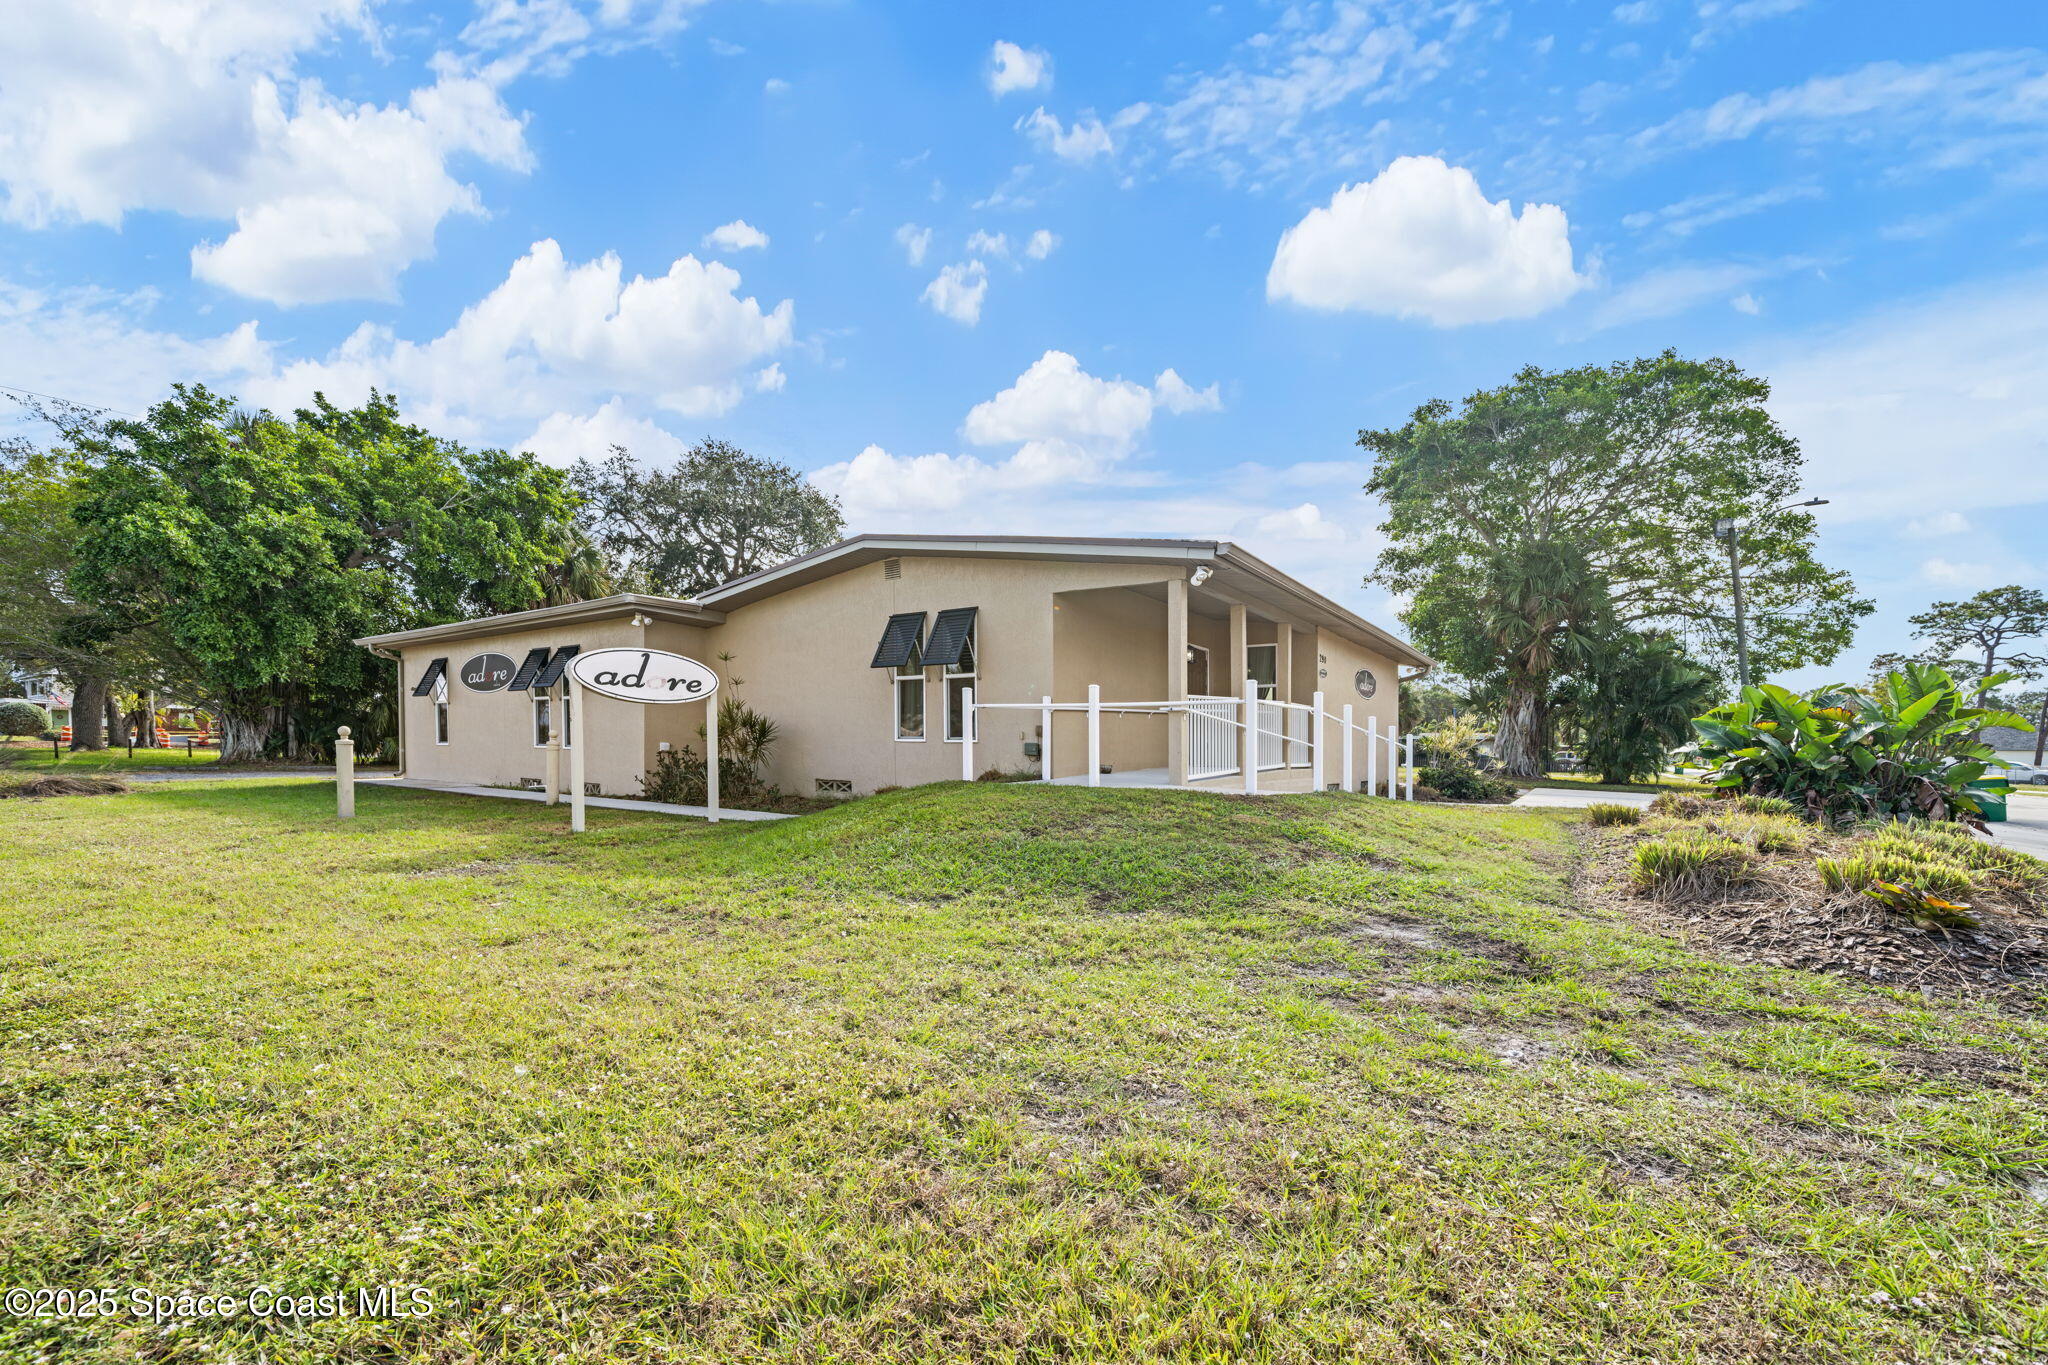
[1362,352,1869,775]
[67,386,578,760]
[1905,585,2048,681]
[571,439,845,597]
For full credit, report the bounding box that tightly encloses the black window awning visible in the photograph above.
[532,645,580,689]
[411,657,448,697]
[507,647,553,691]
[870,612,927,669]
[923,607,978,670]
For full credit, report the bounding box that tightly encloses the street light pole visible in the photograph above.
[1715,497,1828,691]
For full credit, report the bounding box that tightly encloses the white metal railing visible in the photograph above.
[1188,696,1238,780]
[958,682,1415,800]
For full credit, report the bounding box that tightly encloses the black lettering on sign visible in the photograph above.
[459,652,517,692]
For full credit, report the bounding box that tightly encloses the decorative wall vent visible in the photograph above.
[883,557,902,580]
[518,776,545,790]
[816,777,854,796]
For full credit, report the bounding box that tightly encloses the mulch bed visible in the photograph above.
[1577,824,2048,1003]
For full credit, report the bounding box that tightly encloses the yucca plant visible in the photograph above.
[1586,802,1643,826]
[1815,849,1978,902]
[1690,663,2029,827]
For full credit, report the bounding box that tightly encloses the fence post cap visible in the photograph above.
[337,725,351,739]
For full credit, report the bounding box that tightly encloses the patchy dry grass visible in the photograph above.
[1,778,2044,1362]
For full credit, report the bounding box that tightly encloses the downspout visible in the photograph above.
[371,645,406,778]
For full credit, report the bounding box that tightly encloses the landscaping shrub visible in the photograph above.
[1691,663,2030,827]
[1586,803,1643,826]
[639,691,784,808]
[1630,830,1755,897]
[1648,791,1709,820]
[1415,764,1516,802]
[1732,794,1798,817]
[0,699,53,738]
[1710,812,1810,854]
[1815,849,1977,902]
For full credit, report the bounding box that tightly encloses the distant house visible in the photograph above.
[11,674,70,732]
[1982,724,2044,769]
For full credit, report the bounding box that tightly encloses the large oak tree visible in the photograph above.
[69,387,578,762]
[1362,352,1869,776]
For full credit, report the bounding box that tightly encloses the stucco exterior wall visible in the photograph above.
[707,554,1183,794]
[397,616,654,797]
[1315,627,1402,789]
[380,554,1418,801]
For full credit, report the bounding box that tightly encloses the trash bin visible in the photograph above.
[1969,782,2008,823]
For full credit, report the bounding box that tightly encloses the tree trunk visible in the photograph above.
[136,691,158,746]
[68,674,109,750]
[106,694,128,748]
[216,690,276,764]
[1494,675,1547,778]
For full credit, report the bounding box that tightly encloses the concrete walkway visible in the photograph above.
[1510,786,1657,809]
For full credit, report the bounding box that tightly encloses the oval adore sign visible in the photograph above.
[460,652,517,692]
[567,648,720,704]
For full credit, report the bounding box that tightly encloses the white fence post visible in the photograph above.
[1086,684,1101,788]
[1367,716,1378,796]
[1387,728,1400,798]
[1311,690,1326,792]
[705,693,720,823]
[569,676,587,833]
[961,685,976,781]
[335,726,354,819]
[1405,733,1415,802]
[1242,677,1260,795]
[1341,704,1355,793]
[1040,694,1053,780]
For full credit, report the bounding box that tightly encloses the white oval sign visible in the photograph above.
[568,648,720,704]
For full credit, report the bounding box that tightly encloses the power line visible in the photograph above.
[0,381,142,420]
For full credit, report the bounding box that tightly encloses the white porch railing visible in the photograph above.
[958,683,1416,800]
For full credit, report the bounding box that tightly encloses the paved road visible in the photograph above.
[1510,787,1657,809]
[1992,794,2048,859]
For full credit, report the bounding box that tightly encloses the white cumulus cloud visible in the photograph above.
[521,399,688,465]
[1025,228,1060,260]
[0,0,532,305]
[1266,156,1586,326]
[1017,107,1115,162]
[986,40,1050,96]
[894,223,933,266]
[703,220,769,251]
[1152,368,1223,414]
[921,261,989,325]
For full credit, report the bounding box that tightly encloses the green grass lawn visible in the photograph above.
[1,780,2042,1362]
[0,738,221,771]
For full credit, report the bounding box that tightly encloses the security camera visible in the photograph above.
[1190,565,1213,587]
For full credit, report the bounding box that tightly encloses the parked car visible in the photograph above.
[1551,749,1584,773]
[1995,759,2048,785]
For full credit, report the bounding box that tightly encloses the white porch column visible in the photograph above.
[1275,622,1294,703]
[1228,603,1248,704]
[1405,733,1415,802]
[1242,676,1260,795]
[960,686,976,780]
[1085,684,1101,787]
[1341,703,1355,793]
[569,677,587,833]
[1165,575,1189,786]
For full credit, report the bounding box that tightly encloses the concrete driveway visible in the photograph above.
[1510,786,1657,809]
[1991,793,2048,859]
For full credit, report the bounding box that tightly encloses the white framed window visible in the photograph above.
[894,644,926,741]
[434,701,450,745]
[943,621,978,743]
[532,696,573,748]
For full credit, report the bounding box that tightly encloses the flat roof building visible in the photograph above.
[355,534,1429,801]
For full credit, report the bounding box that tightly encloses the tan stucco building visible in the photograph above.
[355,535,1429,800]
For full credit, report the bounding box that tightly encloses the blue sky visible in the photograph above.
[3,0,2044,686]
